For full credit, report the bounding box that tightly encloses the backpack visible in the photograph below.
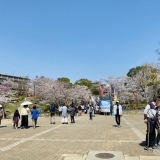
[148,103,158,124]
[49,104,55,113]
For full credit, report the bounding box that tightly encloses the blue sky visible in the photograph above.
[0,0,160,83]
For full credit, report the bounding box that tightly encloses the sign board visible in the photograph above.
[99,97,112,113]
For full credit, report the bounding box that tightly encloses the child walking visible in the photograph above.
[31,106,40,129]
[13,109,20,129]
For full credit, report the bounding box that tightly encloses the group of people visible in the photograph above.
[2,96,160,153]
[54,100,122,125]
[49,103,96,124]
[0,101,97,129]
[0,99,119,129]
[12,105,40,129]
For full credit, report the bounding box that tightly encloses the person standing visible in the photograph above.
[0,105,4,126]
[20,105,30,129]
[13,109,20,129]
[31,106,40,129]
[89,105,94,120]
[49,103,56,124]
[70,105,76,123]
[144,96,160,150]
[61,104,68,124]
[113,101,123,128]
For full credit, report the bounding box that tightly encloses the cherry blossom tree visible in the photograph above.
[127,63,160,102]
[99,62,160,104]
[30,77,90,105]
[0,80,15,103]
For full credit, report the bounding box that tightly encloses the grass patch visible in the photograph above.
[3,100,24,117]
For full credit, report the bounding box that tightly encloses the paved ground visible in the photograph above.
[0,113,160,160]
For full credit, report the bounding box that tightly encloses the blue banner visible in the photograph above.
[99,98,111,112]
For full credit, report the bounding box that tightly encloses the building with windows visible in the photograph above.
[0,73,30,83]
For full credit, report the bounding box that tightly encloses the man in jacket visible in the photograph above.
[70,105,76,123]
[113,101,123,128]
[144,96,160,150]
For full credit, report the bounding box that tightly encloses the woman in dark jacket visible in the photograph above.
[13,109,20,129]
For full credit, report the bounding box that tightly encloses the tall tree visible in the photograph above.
[127,63,160,102]
[74,78,99,95]
[127,66,144,77]
[75,79,92,88]
[57,77,70,83]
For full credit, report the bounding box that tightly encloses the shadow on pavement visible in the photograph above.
[139,141,146,147]
[28,125,41,128]
[0,126,7,128]
[19,126,41,129]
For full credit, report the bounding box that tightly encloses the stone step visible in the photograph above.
[124,156,139,160]
[58,154,86,160]
[124,155,160,160]
[58,152,160,160]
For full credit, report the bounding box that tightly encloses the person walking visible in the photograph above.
[13,109,20,129]
[0,105,4,126]
[144,96,160,151]
[20,105,30,129]
[89,105,94,120]
[113,101,123,128]
[31,106,40,129]
[49,103,56,124]
[70,105,76,123]
[61,104,68,124]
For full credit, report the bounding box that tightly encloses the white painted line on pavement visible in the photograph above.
[123,117,160,156]
[122,117,145,141]
[0,117,82,152]
[0,125,62,152]
[0,137,141,143]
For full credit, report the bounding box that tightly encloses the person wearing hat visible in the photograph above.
[113,101,123,128]
[0,104,4,126]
